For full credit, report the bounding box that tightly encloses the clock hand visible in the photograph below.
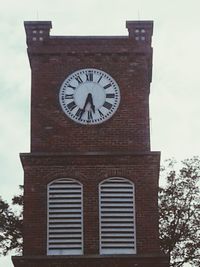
[89,94,95,113]
[79,93,95,119]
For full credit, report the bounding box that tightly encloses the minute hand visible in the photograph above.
[79,93,95,119]
[83,93,92,110]
[89,94,95,113]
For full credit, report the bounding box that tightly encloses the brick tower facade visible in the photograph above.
[12,21,169,267]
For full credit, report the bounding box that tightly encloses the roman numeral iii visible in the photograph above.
[106,93,115,98]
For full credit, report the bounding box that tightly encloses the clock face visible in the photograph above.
[59,68,120,125]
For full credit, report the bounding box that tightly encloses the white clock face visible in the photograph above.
[59,68,120,125]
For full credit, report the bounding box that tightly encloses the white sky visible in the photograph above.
[0,0,200,266]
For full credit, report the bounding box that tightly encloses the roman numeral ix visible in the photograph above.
[65,94,74,99]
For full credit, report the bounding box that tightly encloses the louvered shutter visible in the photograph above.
[47,178,83,255]
[99,177,136,255]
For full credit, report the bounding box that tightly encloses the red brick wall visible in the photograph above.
[14,21,169,267]
[28,37,152,153]
[21,152,160,256]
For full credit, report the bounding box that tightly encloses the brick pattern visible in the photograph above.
[26,23,152,153]
[12,21,169,267]
[21,153,161,256]
[30,50,151,153]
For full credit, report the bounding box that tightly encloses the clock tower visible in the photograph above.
[12,21,169,267]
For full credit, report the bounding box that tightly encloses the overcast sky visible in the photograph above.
[0,0,200,266]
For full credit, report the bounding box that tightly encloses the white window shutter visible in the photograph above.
[47,178,83,255]
[99,177,136,255]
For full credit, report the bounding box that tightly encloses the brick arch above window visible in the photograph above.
[47,178,83,255]
[99,177,136,255]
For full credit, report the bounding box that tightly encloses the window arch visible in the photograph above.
[47,178,83,255]
[99,177,136,255]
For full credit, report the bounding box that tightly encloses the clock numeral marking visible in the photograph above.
[65,94,74,99]
[67,84,76,90]
[97,75,103,83]
[103,101,113,110]
[75,108,83,118]
[67,101,77,111]
[75,75,83,84]
[98,109,104,118]
[86,72,93,81]
[103,83,112,90]
[87,110,93,121]
[106,93,115,98]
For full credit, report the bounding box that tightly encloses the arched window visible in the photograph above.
[47,178,83,255]
[99,177,136,255]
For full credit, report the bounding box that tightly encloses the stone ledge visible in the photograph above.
[19,151,161,168]
[12,254,169,267]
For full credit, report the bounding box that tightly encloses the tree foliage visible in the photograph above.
[0,186,23,256]
[159,157,200,267]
